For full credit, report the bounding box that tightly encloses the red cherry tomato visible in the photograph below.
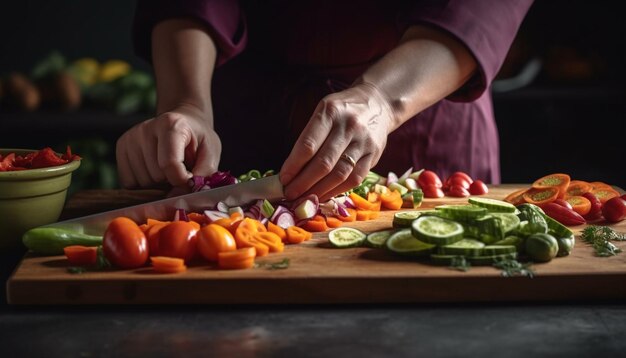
[601,197,626,223]
[582,192,603,221]
[103,217,149,269]
[449,171,473,184]
[552,199,573,210]
[198,224,237,262]
[468,180,488,195]
[418,170,443,189]
[447,185,470,198]
[157,221,200,263]
[621,194,626,201]
[422,184,444,198]
[447,176,471,190]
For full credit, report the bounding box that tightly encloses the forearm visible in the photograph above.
[152,18,217,122]
[357,25,478,132]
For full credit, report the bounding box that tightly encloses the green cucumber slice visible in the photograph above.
[435,204,488,221]
[411,216,464,245]
[439,238,485,256]
[386,229,435,257]
[430,254,466,266]
[365,229,395,248]
[494,235,525,253]
[482,245,517,255]
[468,197,517,213]
[328,227,367,248]
[393,211,423,228]
[490,212,521,233]
[468,252,518,266]
[388,182,409,196]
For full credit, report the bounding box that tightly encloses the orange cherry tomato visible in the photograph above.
[522,187,559,205]
[103,217,149,269]
[198,224,237,262]
[564,195,592,216]
[157,221,199,263]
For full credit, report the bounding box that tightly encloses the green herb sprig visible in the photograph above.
[581,225,625,257]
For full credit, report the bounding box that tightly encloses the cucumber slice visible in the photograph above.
[393,211,422,228]
[494,235,525,253]
[468,252,518,266]
[482,245,517,255]
[365,229,394,248]
[386,229,435,257]
[439,238,485,256]
[328,227,367,248]
[490,212,521,233]
[411,216,464,245]
[468,197,517,213]
[435,204,488,221]
[388,182,409,196]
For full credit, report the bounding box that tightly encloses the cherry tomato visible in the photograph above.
[421,184,444,198]
[447,185,470,198]
[157,221,199,263]
[418,170,442,189]
[198,224,237,262]
[621,194,626,201]
[449,171,473,184]
[468,180,488,195]
[582,192,603,221]
[447,176,471,190]
[103,217,149,269]
[552,199,573,210]
[601,197,626,223]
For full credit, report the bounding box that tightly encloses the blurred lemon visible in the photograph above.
[98,60,131,83]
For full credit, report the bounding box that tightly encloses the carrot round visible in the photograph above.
[252,232,284,253]
[64,245,98,266]
[302,219,329,232]
[325,216,343,228]
[266,221,287,241]
[286,226,312,244]
[151,256,187,273]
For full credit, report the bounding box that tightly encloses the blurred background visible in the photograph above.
[0,0,624,194]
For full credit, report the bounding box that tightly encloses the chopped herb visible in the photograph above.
[581,226,625,257]
[493,258,535,278]
[67,267,87,274]
[95,246,111,269]
[449,256,471,272]
[255,258,290,270]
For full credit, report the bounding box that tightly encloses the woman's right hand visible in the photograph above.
[116,104,221,189]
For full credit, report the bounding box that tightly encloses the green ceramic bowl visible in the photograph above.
[0,149,81,250]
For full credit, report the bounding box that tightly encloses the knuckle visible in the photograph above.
[299,138,317,156]
[346,171,365,188]
[321,98,342,119]
[332,164,353,181]
[315,155,335,174]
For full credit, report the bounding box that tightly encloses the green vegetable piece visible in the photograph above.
[411,216,464,245]
[386,229,435,257]
[557,234,576,257]
[366,229,395,248]
[328,227,367,248]
[22,228,103,256]
[525,233,559,262]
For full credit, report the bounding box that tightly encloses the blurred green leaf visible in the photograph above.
[31,51,67,80]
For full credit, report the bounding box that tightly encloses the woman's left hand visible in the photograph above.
[279,82,395,202]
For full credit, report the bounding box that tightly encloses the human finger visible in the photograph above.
[300,145,363,200]
[316,153,371,202]
[279,101,334,186]
[141,135,167,184]
[157,127,192,186]
[116,136,138,189]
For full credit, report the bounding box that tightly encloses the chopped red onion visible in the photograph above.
[336,203,350,217]
[204,210,229,222]
[387,171,398,186]
[275,211,296,229]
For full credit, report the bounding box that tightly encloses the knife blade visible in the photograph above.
[45,175,284,235]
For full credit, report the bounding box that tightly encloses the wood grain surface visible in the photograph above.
[7,185,626,305]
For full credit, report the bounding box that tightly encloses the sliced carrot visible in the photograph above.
[218,257,255,270]
[302,219,329,232]
[325,216,343,228]
[146,218,170,228]
[368,210,380,219]
[212,217,234,229]
[218,246,256,263]
[564,195,592,216]
[336,208,357,222]
[266,221,287,241]
[286,226,312,244]
[380,190,402,210]
[238,217,267,233]
[349,192,376,211]
[151,256,187,274]
[523,187,559,205]
[590,181,613,191]
[591,187,620,204]
[367,192,380,203]
[151,256,185,269]
[566,180,593,197]
[229,211,243,220]
[64,245,98,266]
[252,232,284,253]
[532,173,571,199]
[234,226,270,256]
[356,209,374,221]
[504,188,528,205]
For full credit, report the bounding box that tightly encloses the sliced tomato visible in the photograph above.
[523,187,559,205]
[566,180,592,197]
[564,195,591,216]
[532,173,570,199]
[591,187,620,204]
[504,188,528,205]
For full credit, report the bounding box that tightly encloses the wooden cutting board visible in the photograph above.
[7,185,626,305]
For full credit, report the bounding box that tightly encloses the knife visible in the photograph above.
[45,175,284,236]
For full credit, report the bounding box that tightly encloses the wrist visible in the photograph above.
[158,101,215,127]
[351,80,399,134]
